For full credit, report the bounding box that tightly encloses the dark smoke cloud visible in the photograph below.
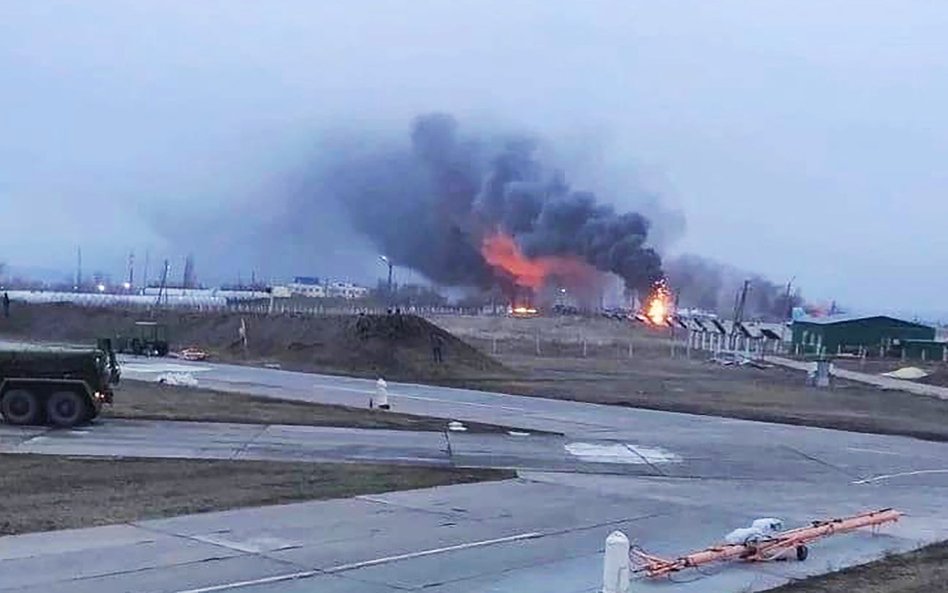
[323,113,663,292]
[666,254,803,320]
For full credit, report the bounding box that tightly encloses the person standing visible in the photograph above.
[430,332,445,364]
[2,292,9,319]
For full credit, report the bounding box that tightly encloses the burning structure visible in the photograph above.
[637,279,675,326]
[324,113,664,309]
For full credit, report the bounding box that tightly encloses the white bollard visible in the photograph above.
[602,530,630,593]
[373,378,390,410]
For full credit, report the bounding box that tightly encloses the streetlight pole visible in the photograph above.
[378,255,393,303]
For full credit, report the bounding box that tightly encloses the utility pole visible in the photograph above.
[155,259,170,308]
[183,254,195,289]
[781,276,795,344]
[731,280,750,350]
[126,250,135,291]
[142,249,150,291]
[76,246,83,291]
[379,255,394,303]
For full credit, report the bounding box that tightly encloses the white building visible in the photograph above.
[288,283,327,298]
[327,281,369,300]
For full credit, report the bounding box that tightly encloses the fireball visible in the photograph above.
[642,279,673,326]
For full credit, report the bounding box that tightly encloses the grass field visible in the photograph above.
[769,540,948,592]
[0,455,511,535]
[107,380,525,434]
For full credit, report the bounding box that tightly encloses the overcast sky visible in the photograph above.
[2,1,947,314]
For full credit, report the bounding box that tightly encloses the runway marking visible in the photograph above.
[170,532,542,593]
[853,469,948,484]
[323,531,543,572]
[564,442,681,465]
[846,447,905,456]
[122,363,212,373]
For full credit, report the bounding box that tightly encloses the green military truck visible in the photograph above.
[0,343,120,428]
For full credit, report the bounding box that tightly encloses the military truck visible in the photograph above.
[0,343,120,427]
[114,321,170,357]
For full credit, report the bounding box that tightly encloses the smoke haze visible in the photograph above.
[4,2,948,315]
[319,113,662,294]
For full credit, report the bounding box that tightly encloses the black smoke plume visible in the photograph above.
[323,113,663,293]
[666,254,804,320]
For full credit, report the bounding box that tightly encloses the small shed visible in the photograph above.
[791,315,935,355]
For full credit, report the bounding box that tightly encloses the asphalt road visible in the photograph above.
[0,357,947,592]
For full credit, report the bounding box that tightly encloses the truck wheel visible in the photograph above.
[796,545,809,561]
[46,390,90,428]
[1,389,41,425]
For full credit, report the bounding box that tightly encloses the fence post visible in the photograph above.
[627,341,633,359]
[535,330,541,356]
[491,337,497,355]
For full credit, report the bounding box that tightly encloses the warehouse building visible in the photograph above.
[791,314,935,356]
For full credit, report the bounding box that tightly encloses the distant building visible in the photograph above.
[288,282,327,298]
[293,276,321,285]
[327,281,369,300]
[791,314,935,355]
[285,277,368,300]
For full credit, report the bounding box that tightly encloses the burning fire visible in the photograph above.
[642,279,673,326]
[481,231,593,290]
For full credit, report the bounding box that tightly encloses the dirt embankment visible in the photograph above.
[0,304,504,381]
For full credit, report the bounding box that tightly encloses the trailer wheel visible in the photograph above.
[46,390,90,428]
[1,389,42,425]
[796,545,809,562]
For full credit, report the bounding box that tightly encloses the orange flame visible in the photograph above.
[481,231,592,290]
[643,279,673,325]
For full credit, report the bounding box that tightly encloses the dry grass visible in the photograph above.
[443,354,948,442]
[0,454,512,535]
[769,541,948,592]
[106,380,526,434]
[424,315,948,442]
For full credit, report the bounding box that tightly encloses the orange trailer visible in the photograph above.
[630,508,901,578]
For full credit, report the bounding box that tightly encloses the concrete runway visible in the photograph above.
[1,357,947,592]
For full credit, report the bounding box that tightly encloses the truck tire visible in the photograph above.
[796,545,809,562]
[1,389,42,425]
[46,390,90,428]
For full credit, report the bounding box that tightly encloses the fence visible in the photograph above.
[5,291,488,317]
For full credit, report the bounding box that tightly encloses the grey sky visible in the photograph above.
[2,1,946,313]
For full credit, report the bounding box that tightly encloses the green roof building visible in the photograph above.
[791,315,935,355]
